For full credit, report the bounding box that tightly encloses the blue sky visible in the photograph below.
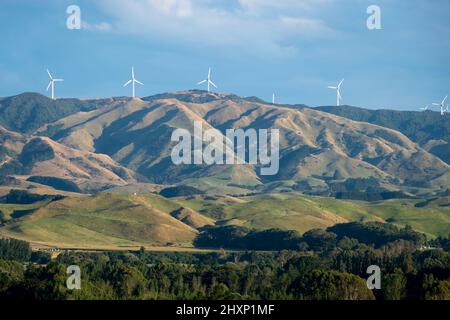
[0,0,449,110]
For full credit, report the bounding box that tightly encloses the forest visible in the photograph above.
[0,222,449,300]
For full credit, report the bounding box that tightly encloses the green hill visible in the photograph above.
[0,193,200,248]
[177,193,450,238]
[29,90,449,194]
[0,93,116,134]
[1,192,447,250]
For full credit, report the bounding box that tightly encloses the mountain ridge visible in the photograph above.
[315,105,450,164]
[0,91,448,196]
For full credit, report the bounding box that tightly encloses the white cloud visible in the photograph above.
[96,0,336,56]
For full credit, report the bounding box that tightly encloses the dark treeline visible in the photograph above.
[195,222,427,251]
[0,238,32,261]
[0,189,64,205]
[0,227,449,300]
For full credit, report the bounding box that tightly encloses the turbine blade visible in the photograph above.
[46,81,52,91]
[132,67,135,79]
[328,86,337,89]
[47,69,53,79]
[338,79,344,87]
[442,95,448,104]
[210,81,217,88]
[197,80,207,85]
[135,79,144,85]
[123,80,132,87]
[432,103,440,106]
[54,79,64,82]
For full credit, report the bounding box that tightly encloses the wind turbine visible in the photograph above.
[328,79,344,106]
[46,69,64,100]
[197,67,217,92]
[420,105,429,111]
[272,93,275,105]
[432,95,448,116]
[123,67,144,98]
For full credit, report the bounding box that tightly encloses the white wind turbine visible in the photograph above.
[46,69,64,100]
[420,105,429,111]
[432,95,448,116]
[123,67,144,98]
[197,67,217,92]
[272,93,276,105]
[328,79,344,106]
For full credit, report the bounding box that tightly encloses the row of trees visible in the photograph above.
[0,222,448,300]
[0,240,448,300]
[195,222,427,252]
[0,238,32,261]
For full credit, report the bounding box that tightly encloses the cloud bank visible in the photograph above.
[95,0,336,55]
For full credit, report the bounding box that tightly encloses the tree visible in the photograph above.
[302,229,337,253]
[422,274,450,300]
[0,238,32,261]
[382,272,407,300]
[289,270,375,300]
[0,260,24,294]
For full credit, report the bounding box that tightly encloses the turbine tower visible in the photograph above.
[328,79,344,106]
[272,93,275,105]
[46,69,64,100]
[197,67,217,93]
[432,95,448,116]
[123,67,144,98]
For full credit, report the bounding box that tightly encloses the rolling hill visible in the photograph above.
[0,132,138,192]
[315,105,450,164]
[0,193,200,248]
[0,91,449,249]
[33,90,449,195]
[0,192,448,249]
[0,93,122,134]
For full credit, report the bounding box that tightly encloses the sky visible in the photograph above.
[0,0,449,110]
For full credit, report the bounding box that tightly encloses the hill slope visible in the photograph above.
[0,134,138,192]
[38,91,449,194]
[0,93,122,134]
[0,193,448,249]
[315,105,450,164]
[177,193,450,238]
[0,193,200,248]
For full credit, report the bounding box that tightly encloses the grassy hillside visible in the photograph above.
[315,105,450,164]
[177,193,450,238]
[31,90,449,194]
[0,135,139,193]
[0,93,112,134]
[0,193,200,248]
[1,192,447,250]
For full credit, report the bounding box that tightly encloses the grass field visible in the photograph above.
[0,192,449,249]
[176,193,450,238]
